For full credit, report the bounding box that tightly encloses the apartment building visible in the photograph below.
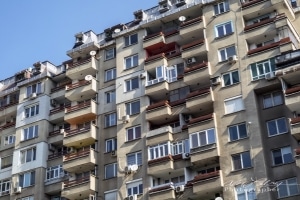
[1,0,300,200]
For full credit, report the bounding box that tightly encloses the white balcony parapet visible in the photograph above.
[149,182,174,190]
[146,126,175,138]
[0,86,18,97]
[66,41,100,55]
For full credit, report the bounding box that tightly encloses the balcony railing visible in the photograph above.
[188,113,214,126]
[244,13,286,32]
[48,127,70,137]
[66,80,91,91]
[0,122,15,130]
[0,101,18,111]
[51,82,71,93]
[65,125,92,137]
[275,49,300,69]
[247,37,291,55]
[49,104,71,115]
[149,182,174,194]
[147,100,170,111]
[241,0,265,8]
[181,39,204,51]
[285,86,300,95]
[63,175,90,188]
[145,53,166,64]
[144,32,164,41]
[180,16,202,28]
[186,88,210,99]
[184,62,208,74]
[67,58,91,69]
[186,171,220,186]
[65,101,91,113]
[295,148,300,156]
[148,154,173,166]
[64,148,91,161]
[48,151,68,160]
[290,117,300,125]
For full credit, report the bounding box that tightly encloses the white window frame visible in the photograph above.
[232,151,252,170]
[228,123,247,141]
[277,177,300,198]
[0,179,10,195]
[215,21,233,38]
[218,45,236,62]
[148,142,171,160]
[4,135,15,145]
[126,126,141,141]
[127,151,142,166]
[222,70,240,87]
[21,196,34,200]
[172,141,184,155]
[224,95,245,114]
[125,77,139,92]
[105,48,115,60]
[105,138,117,153]
[125,33,138,46]
[105,113,117,128]
[250,58,275,81]
[105,163,117,179]
[190,128,216,149]
[126,100,140,115]
[272,146,293,166]
[105,68,116,82]
[214,1,229,15]
[235,183,257,200]
[263,91,283,109]
[24,104,39,118]
[21,147,36,164]
[266,117,288,137]
[0,155,13,169]
[26,82,42,97]
[46,165,65,181]
[104,190,118,200]
[126,179,143,196]
[22,125,38,141]
[105,90,116,104]
[124,54,138,69]
[19,171,35,188]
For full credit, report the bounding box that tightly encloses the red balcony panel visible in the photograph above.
[181,39,204,51]
[51,82,71,93]
[180,16,202,28]
[290,117,300,125]
[166,51,181,60]
[48,151,68,160]
[65,101,91,113]
[50,104,71,115]
[49,127,70,137]
[64,176,90,188]
[164,29,179,38]
[188,113,213,126]
[184,62,208,74]
[186,171,220,186]
[144,32,164,41]
[244,13,286,32]
[0,122,15,130]
[285,85,300,95]
[66,80,91,91]
[295,148,300,155]
[169,99,186,107]
[64,148,90,161]
[145,53,166,64]
[146,100,169,111]
[65,126,91,137]
[186,88,210,99]
[247,37,290,55]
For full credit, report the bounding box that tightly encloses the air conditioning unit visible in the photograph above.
[60,129,65,134]
[51,99,57,106]
[182,152,190,159]
[111,150,117,157]
[210,77,221,86]
[14,186,22,194]
[48,144,56,151]
[175,185,185,193]
[122,115,130,123]
[124,166,132,174]
[227,55,238,64]
[265,72,276,80]
[186,57,196,65]
[30,92,37,99]
[128,194,137,200]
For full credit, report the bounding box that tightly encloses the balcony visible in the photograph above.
[181,39,207,59]
[0,122,16,131]
[187,171,223,197]
[146,80,169,99]
[290,117,300,140]
[44,179,64,195]
[295,148,300,168]
[0,101,18,121]
[63,148,97,173]
[65,79,97,102]
[241,0,269,10]
[64,100,97,124]
[49,104,70,124]
[48,128,68,144]
[67,40,100,58]
[48,150,67,160]
[186,88,214,111]
[144,54,168,71]
[66,57,98,80]
[186,113,215,133]
[149,183,175,200]
[284,86,300,112]
[61,175,97,200]
[146,100,171,123]
[63,124,97,148]
[146,126,174,146]
[148,155,174,175]
[183,62,211,86]
[190,143,219,166]
[50,82,71,99]
[244,13,286,32]
[180,16,205,38]
[143,32,166,49]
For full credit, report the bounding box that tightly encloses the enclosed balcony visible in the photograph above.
[183,62,211,86]
[66,57,98,80]
[146,126,175,146]
[63,124,97,148]
[61,175,97,200]
[180,16,205,38]
[181,39,207,59]
[149,183,175,200]
[64,100,97,124]
[148,155,174,175]
[63,148,97,173]
[146,100,172,123]
[49,104,70,124]
[144,54,168,71]
[186,87,214,111]
[290,117,300,140]
[0,102,18,121]
[143,32,166,49]
[65,79,97,102]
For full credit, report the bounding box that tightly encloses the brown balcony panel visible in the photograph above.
[51,82,71,93]
[145,53,166,64]
[64,176,89,188]
[184,62,208,74]
[295,148,300,155]
[180,16,202,28]
[0,122,15,130]
[169,99,186,107]
[48,151,67,160]
[66,57,97,80]
[146,81,169,99]
[242,0,265,8]
[66,102,91,113]
[192,171,222,196]
[64,149,90,161]
[64,125,97,147]
[188,113,213,126]
[186,88,213,111]
[147,100,169,111]
[186,88,210,99]
[67,58,91,69]
[244,13,286,32]
[144,32,164,41]
[65,126,90,137]
[291,117,300,140]
[164,29,179,38]
[166,52,181,60]
[63,149,97,173]
[291,117,300,124]
[149,184,174,194]
[50,105,70,115]
[285,86,300,95]
[247,37,290,55]
[181,39,204,51]
[64,101,97,124]
[0,101,18,111]
[193,171,220,182]
[66,80,90,91]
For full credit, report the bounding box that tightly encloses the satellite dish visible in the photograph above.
[114,28,121,33]
[131,164,138,171]
[215,197,223,200]
[85,75,93,81]
[89,51,96,56]
[179,16,186,22]
[27,67,33,72]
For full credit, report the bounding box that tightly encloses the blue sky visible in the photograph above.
[0,0,156,81]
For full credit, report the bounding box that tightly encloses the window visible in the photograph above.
[126,101,140,115]
[170,86,189,102]
[219,45,236,62]
[1,155,12,169]
[232,151,252,170]
[277,177,299,198]
[105,163,117,179]
[126,179,143,196]
[25,104,39,118]
[223,70,239,86]
[21,196,34,200]
[235,183,257,200]
[263,91,283,108]
[26,82,41,97]
[272,146,293,166]
[250,58,275,81]
[0,179,10,195]
[105,113,117,127]
[224,96,245,114]
[105,48,116,60]
[105,68,116,82]
[21,147,36,164]
[105,90,116,103]
[22,125,38,141]
[190,128,216,149]
[19,171,35,188]
[46,165,65,181]
[124,54,138,69]
[214,1,229,15]
[267,117,288,136]
[105,138,117,153]
[125,77,139,91]
[149,142,170,160]
[104,190,117,200]
[125,33,138,46]
[173,141,184,155]
[4,135,15,145]
[165,175,185,185]
[126,126,141,141]
[127,152,142,166]
[228,123,247,141]
[215,21,233,38]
